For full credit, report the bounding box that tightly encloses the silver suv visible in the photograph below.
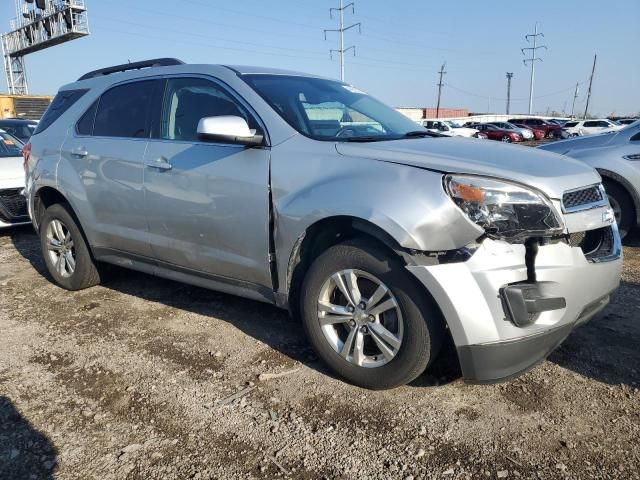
[25,59,622,389]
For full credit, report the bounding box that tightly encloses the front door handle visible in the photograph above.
[146,157,172,171]
[71,147,88,158]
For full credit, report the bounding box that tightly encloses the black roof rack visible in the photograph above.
[77,58,185,81]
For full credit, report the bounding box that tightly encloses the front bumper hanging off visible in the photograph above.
[407,219,622,384]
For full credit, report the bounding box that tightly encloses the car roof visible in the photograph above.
[64,60,336,93]
[224,65,326,78]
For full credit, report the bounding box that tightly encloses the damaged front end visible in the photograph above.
[404,176,622,383]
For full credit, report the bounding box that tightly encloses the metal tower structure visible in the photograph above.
[2,0,90,95]
[521,22,546,115]
[324,0,361,82]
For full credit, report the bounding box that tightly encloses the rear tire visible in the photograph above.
[39,203,100,290]
[603,180,635,240]
[300,239,444,390]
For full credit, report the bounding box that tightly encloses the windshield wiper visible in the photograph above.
[342,136,394,142]
[402,130,445,138]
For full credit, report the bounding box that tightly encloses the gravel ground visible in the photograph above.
[0,226,638,480]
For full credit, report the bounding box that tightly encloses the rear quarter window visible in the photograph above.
[34,89,88,135]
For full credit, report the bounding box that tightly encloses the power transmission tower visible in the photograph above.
[505,72,514,115]
[521,22,547,115]
[570,82,580,118]
[435,61,446,118]
[583,54,597,119]
[324,0,361,82]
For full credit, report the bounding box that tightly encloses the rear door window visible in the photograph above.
[93,80,158,138]
[34,89,88,134]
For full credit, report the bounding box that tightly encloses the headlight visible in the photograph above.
[445,175,564,240]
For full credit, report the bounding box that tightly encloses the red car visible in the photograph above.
[508,118,562,138]
[513,124,545,140]
[471,123,523,143]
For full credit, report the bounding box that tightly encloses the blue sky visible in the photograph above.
[1,0,639,116]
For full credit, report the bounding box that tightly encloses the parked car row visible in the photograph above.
[419,119,488,139]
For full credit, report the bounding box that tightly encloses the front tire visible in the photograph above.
[40,203,100,290]
[501,135,512,143]
[603,180,635,240]
[300,240,444,389]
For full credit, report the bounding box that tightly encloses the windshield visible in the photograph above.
[0,123,35,139]
[0,132,23,157]
[444,120,462,128]
[243,75,424,141]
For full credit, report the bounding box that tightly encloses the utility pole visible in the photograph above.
[506,72,514,115]
[522,22,547,115]
[583,54,597,119]
[570,82,579,118]
[435,61,446,118]
[324,0,361,82]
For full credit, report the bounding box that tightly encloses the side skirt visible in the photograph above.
[93,247,277,306]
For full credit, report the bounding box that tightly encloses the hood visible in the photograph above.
[335,137,600,200]
[0,155,25,189]
[538,132,617,155]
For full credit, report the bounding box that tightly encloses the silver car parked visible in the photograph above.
[539,120,640,239]
[25,59,622,389]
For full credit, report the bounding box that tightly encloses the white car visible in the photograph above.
[563,119,624,137]
[0,130,29,228]
[420,119,480,138]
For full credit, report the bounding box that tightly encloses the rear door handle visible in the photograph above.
[71,147,88,158]
[146,157,172,171]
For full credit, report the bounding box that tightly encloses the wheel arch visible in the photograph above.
[32,186,96,259]
[32,186,71,231]
[597,168,640,225]
[283,215,436,316]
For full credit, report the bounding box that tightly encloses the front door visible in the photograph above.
[143,77,272,287]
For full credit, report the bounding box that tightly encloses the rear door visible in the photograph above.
[142,76,272,287]
[60,79,162,257]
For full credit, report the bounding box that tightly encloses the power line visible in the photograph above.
[445,81,586,103]
[324,1,361,82]
[435,62,447,118]
[522,22,547,114]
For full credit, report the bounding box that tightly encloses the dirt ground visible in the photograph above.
[0,226,638,480]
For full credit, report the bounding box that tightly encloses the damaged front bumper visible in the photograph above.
[407,213,622,384]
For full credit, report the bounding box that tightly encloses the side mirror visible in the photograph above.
[197,116,264,147]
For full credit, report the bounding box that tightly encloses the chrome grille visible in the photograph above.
[562,185,604,212]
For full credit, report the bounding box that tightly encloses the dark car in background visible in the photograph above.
[0,119,38,143]
[508,118,562,138]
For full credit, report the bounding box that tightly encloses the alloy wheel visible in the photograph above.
[317,269,403,368]
[46,219,76,278]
